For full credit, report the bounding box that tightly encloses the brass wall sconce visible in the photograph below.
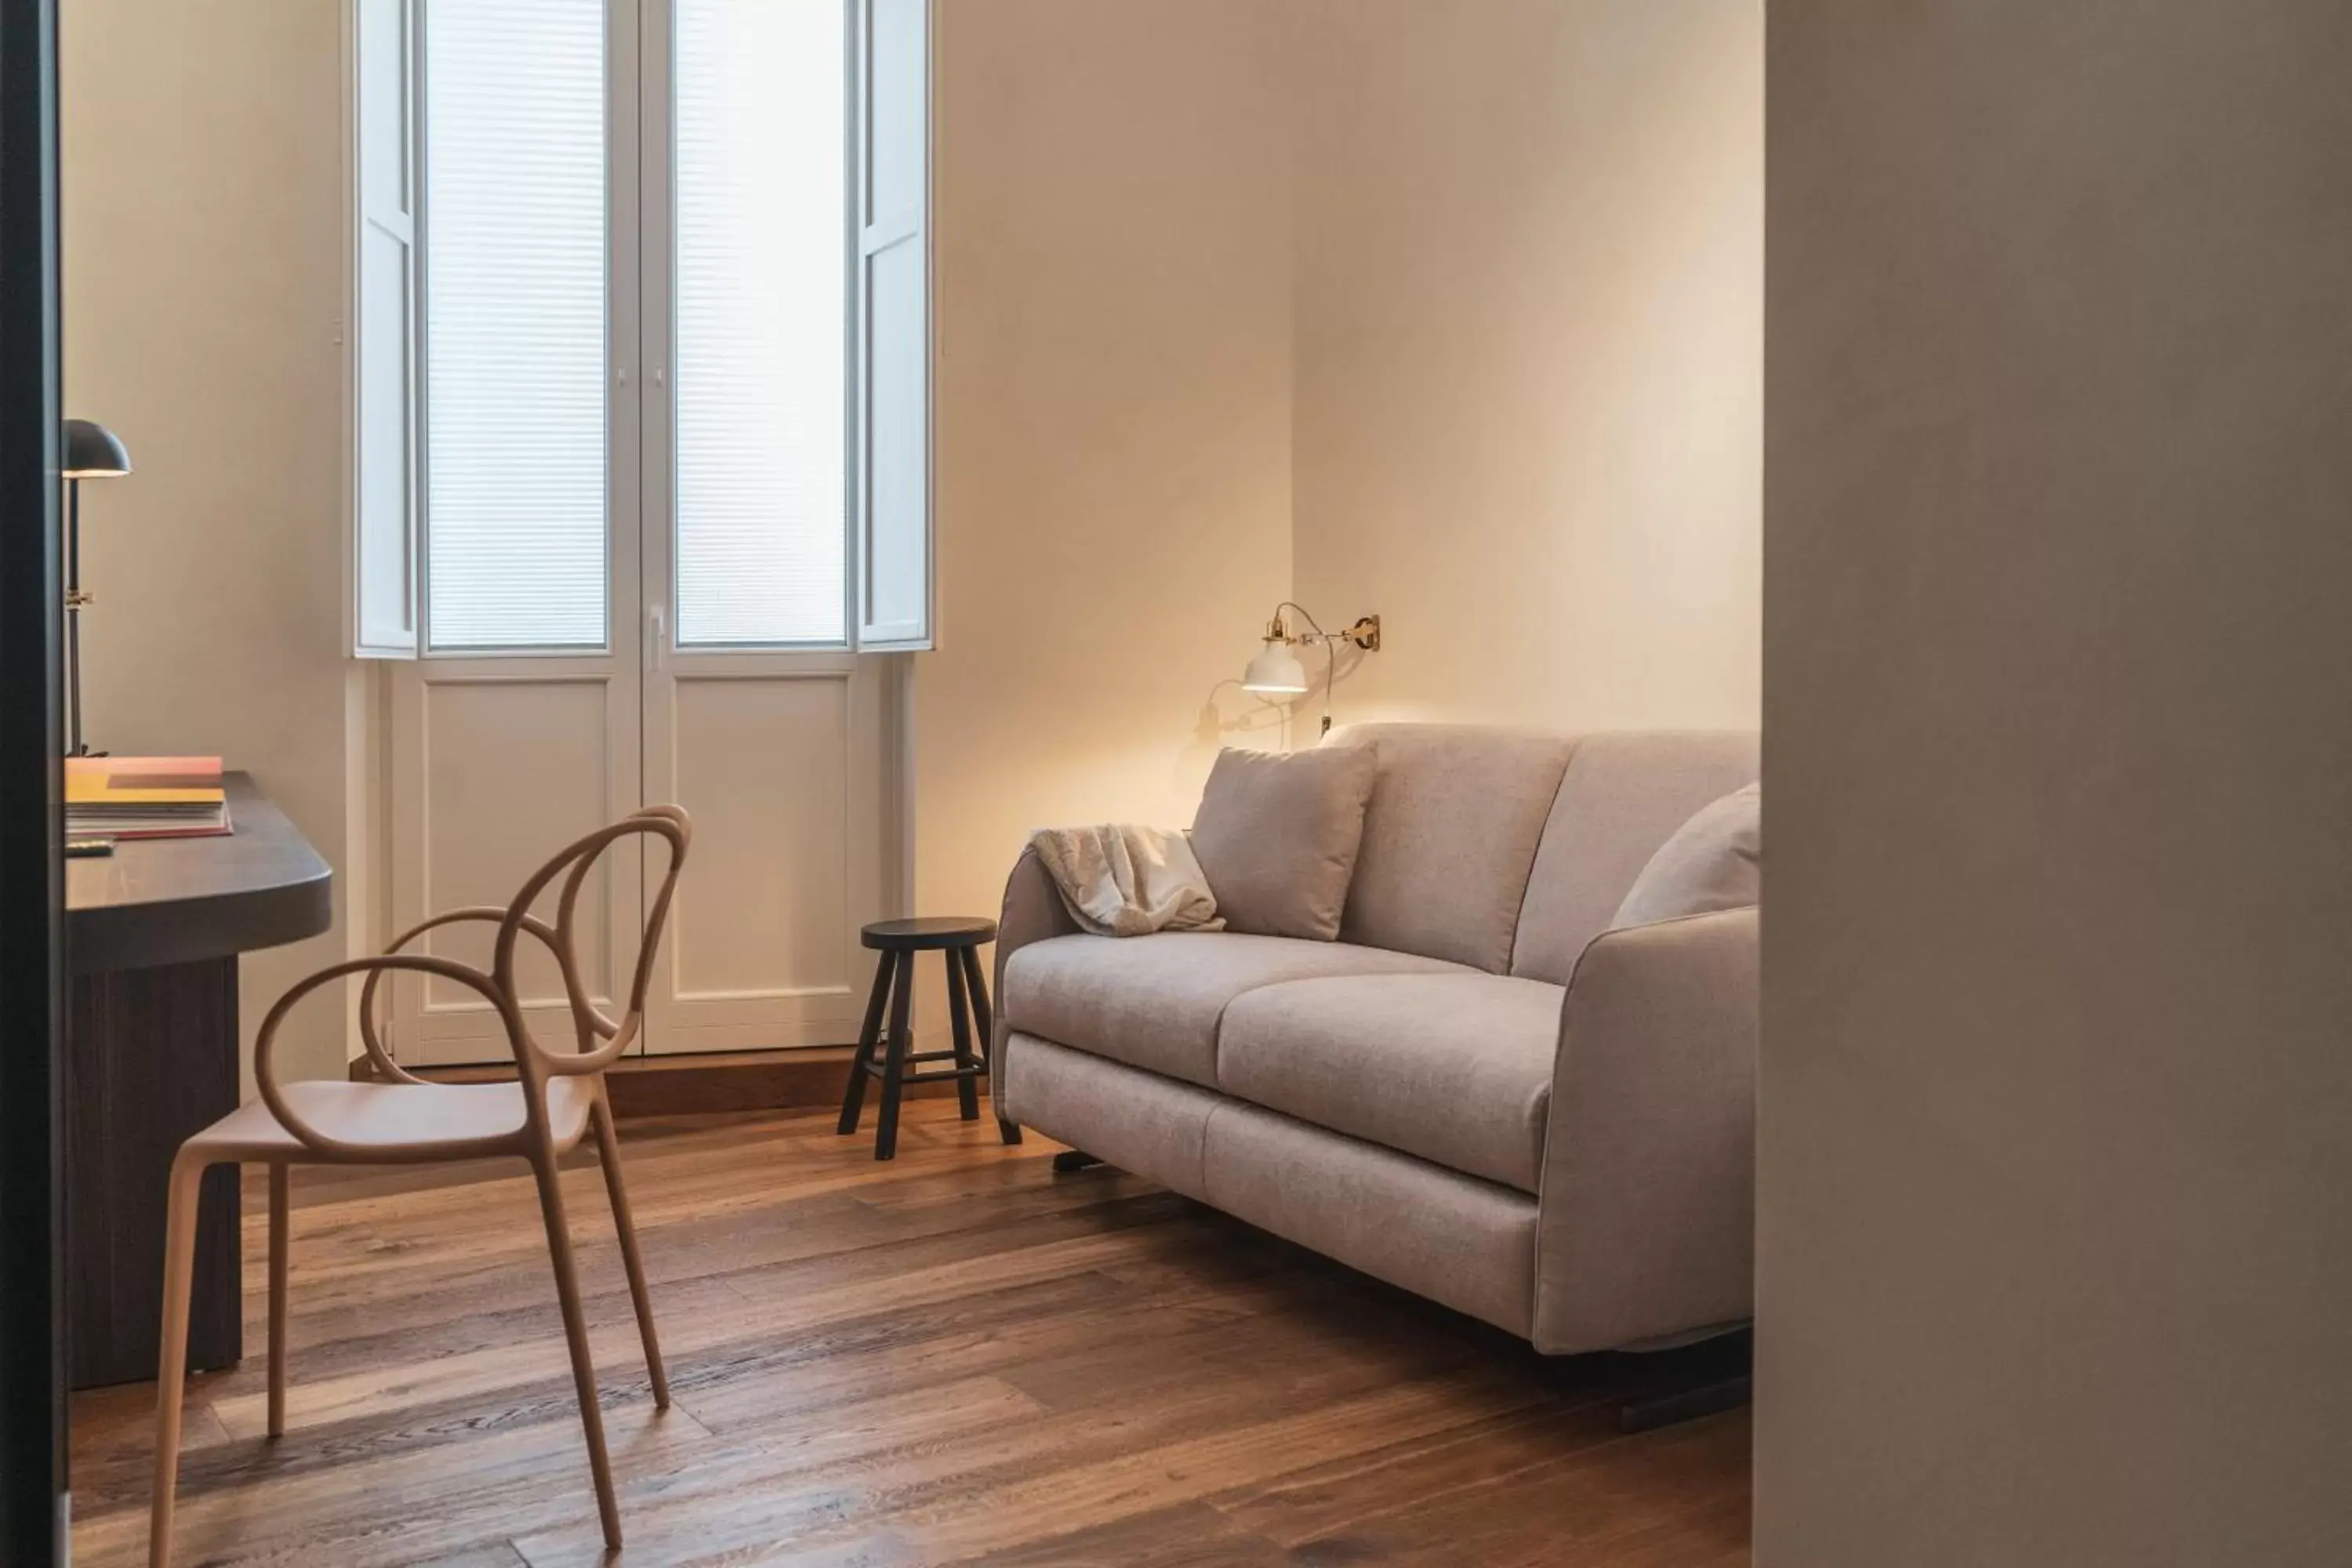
[1241,602,1381,737]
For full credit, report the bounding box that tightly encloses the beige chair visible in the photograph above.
[148,807,691,1566]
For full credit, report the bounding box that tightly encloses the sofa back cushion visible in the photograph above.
[1189,744,1378,941]
[1610,781,1761,930]
[1323,724,1577,972]
[1508,731,1761,984]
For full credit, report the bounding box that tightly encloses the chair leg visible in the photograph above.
[837,949,895,1136]
[591,1094,670,1409]
[529,1149,623,1552]
[267,1163,290,1439]
[873,951,915,1160]
[149,1152,208,1568]
[960,946,1022,1146]
[944,946,982,1123]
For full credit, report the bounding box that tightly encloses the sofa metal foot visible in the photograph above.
[1614,1327,1753,1433]
[1051,1150,1103,1174]
[1616,1374,1751,1435]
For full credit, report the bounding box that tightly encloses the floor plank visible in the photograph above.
[72,1100,1751,1566]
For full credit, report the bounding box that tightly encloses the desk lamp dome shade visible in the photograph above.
[63,419,132,478]
[1242,639,1309,695]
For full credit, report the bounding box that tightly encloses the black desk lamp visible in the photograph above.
[62,419,131,757]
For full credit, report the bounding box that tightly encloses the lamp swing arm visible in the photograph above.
[1264,602,1382,653]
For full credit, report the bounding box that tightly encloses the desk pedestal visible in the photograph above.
[64,956,242,1390]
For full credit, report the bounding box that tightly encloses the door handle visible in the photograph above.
[646,605,667,673]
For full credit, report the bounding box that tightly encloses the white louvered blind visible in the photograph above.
[673,0,848,646]
[423,0,609,651]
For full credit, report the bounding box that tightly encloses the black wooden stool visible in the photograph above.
[837,917,1024,1160]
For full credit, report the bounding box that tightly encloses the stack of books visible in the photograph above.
[64,756,232,840]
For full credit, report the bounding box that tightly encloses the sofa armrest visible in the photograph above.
[990,844,1080,1108]
[1531,906,1757,1353]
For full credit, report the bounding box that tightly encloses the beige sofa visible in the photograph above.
[991,724,1759,1355]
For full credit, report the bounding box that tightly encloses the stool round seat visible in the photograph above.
[862,916,996,950]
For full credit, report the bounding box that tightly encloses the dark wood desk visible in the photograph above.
[64,772,332,1388]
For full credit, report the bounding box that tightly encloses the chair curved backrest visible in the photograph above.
[495,806,692,1089]
[250,806,691,1161]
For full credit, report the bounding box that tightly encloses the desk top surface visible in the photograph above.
[67,771,334,976]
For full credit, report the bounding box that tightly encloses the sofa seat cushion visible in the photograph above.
[1217,972,1565,1193]
[1001,933,1470,1089]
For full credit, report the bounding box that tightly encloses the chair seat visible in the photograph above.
[185,1075,595,1162]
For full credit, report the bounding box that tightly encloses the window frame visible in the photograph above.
[350,0,935,662]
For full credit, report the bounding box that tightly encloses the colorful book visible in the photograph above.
[64,756,232,840]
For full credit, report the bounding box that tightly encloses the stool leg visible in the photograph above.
[837,948,896,1136]
[960,946,1022,1146]
[873,951,916,1160]
[945,947,982,1123]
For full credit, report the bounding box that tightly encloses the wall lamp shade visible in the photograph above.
[1242,640,1310,695]
[63,419,132,479]
[1241,603,1380,738]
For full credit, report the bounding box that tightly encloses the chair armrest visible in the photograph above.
[990,844,1081,1106]
[257,953,532,1159]
[1532,906,1758,1354]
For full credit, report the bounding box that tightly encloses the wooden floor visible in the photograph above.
[70,1100,1751,1566]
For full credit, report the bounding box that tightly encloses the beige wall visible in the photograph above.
[61,0,1305,1076]
[60,0,1761,1080]
[916,0,1298,931]
[1760,3,2352,1563]
[1290,0,1761,732]
[62,0,358,1086]
[919,0,1764,942]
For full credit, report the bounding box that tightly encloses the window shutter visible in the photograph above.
[854,0,933,650]
[353,0,419,657]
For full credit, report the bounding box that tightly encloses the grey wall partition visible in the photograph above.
[1761,3,2352,1565]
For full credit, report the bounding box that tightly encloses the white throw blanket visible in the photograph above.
[1029,824,1224,937]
